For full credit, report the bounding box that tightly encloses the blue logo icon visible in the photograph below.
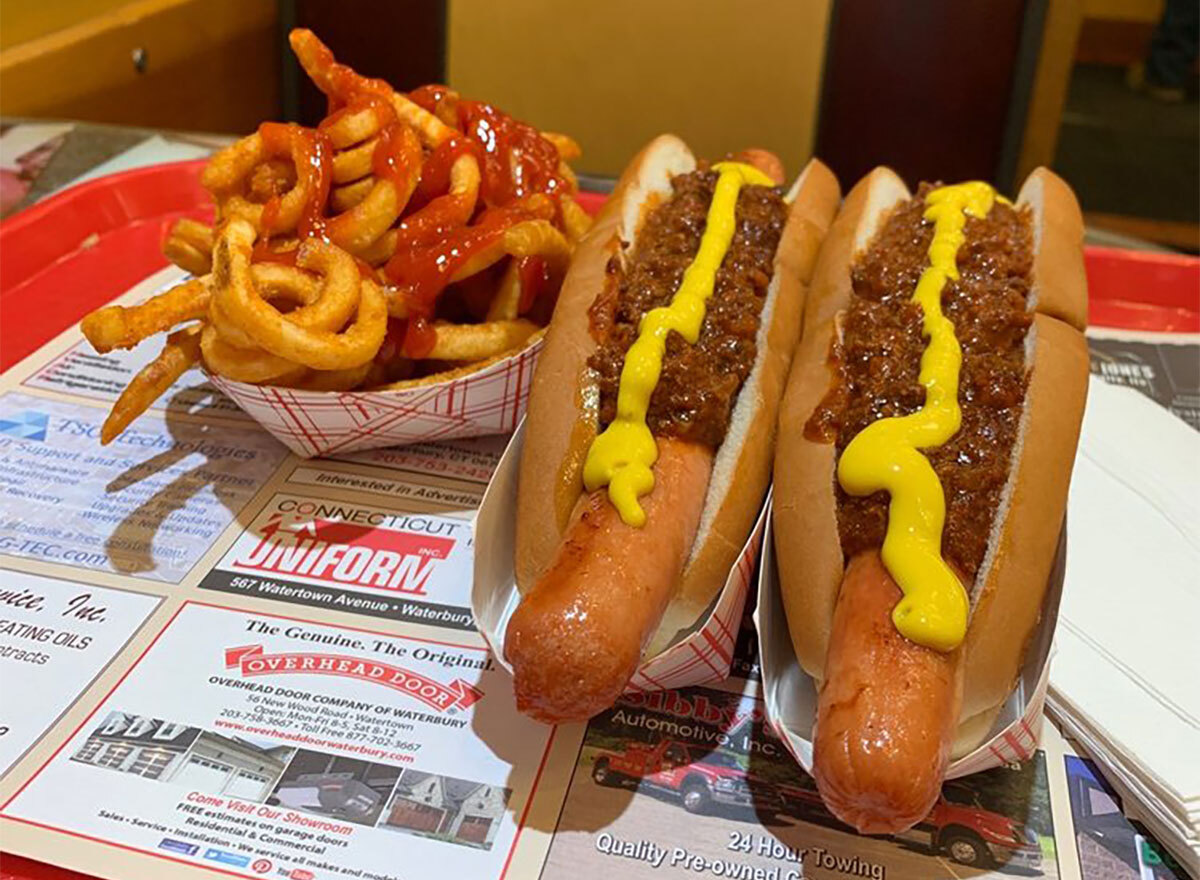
[158,838,199,856]
[0,411,48,442]
[204,849,252,867]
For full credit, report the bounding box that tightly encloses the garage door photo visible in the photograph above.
[265,749,402,827]
[69,711,294,803]
[380,769,511,851]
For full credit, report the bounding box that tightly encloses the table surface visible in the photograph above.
[0,118,1195,880]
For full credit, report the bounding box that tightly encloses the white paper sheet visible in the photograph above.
[1053,376,1200,870]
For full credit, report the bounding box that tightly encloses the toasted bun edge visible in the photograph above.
[514,135,695,590]
[651,158,841,652]
[774,169,911,678]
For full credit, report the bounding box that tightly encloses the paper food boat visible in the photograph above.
[755,505,1066,778]
[473,421,766,692]
[206,340,543,458]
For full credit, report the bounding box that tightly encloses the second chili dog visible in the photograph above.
[508,136,840,723]
[775,167,1089,833]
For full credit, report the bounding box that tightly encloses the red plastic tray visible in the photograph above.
[0,160,611,372]
[1,161,212,373]
[1,159,1197,376]
[0,161,1196,880]
[0,855,89,880]
[1081,245,1200,331]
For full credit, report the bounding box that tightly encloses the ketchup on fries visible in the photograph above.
[79,28,589,445]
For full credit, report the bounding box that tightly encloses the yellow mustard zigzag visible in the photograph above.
[838,181,1001,652]
[583,161,774,527]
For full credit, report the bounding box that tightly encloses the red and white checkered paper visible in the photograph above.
[472,421,765,693]
[754,505,1064,779]
[207,340,542,457]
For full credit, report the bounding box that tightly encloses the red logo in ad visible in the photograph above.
[620,689,765,730]
[251,858,272,874]
[290,871,315,880]
[224,645,484,712]
[233,511,458,597]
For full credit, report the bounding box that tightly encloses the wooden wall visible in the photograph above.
[816,0,1030,188]
[446,0,834,180]
[0,0,279,134]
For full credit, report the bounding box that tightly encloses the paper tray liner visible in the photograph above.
[472,420,767,692]
[207,339,543,458]
[755,501,1066,779]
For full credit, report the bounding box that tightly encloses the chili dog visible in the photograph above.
[773,167,1089,833]
[507,136,840,723]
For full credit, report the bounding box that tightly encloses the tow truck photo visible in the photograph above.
[591,739,783,818]
[778,776,1044,872]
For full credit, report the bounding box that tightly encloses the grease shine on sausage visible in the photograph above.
[776,168,1088,838]
[505,437,712,723]
[812,551,963,834]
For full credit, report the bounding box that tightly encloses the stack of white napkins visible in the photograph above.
[1049,376,1200,874]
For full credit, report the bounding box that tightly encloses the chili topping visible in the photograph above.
[584,163,786,527]
[807,182,1033,620]
[590,167,787,449]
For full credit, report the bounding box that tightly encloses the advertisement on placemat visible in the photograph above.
[0,393,287,583]
[326,435,507,485]
[288,434,509,509]
[199,494,476,629]
[1064,756,1188,880]
[0,602,556,880]
[25,339,247,421]
[730,583,764,682]
[542,680,1059,880]
[0,569,160,775]
[1088,332,1200,430]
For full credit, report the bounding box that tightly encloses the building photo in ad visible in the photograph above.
[265,749,402,828]
[71,711,293,802]
[379,769,512,851]
[1064,756,1187,879]
[543,685,1059,880]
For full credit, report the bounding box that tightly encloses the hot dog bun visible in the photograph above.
[772,167,909,680]
[516,136,840,655]
[774,166,1089,757]
[515,135,695,590]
